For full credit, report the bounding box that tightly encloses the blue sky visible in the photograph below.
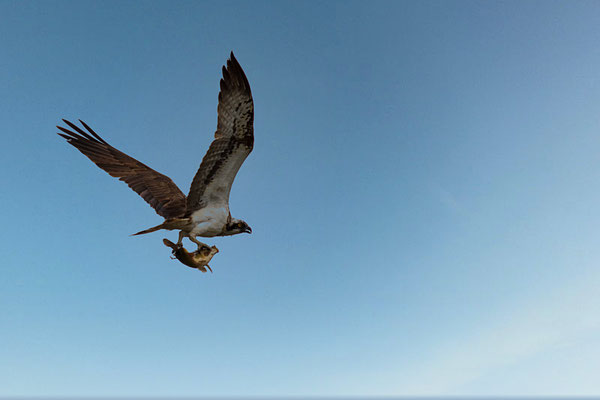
[2,0,600,396]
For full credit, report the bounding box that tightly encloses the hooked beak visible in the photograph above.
[244,227,252,234]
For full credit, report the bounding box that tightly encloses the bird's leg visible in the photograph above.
[176,231,186,248]
[188,235,210,252]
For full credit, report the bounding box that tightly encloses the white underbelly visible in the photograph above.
[189,206,229,237]
[190,221,222,237]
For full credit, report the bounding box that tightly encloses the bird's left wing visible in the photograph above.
[57,119,187,219]
[185,52,254,213]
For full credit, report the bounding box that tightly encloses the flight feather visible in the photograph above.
[57,119,187,219]
[185,52,254,213]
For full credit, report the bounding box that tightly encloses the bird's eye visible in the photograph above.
[237,222,244,228]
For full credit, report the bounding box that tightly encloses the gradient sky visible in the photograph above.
[2,0,600,397]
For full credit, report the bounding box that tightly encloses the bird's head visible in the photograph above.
[225,219,252,235]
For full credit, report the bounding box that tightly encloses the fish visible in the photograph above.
[163,239,219,273]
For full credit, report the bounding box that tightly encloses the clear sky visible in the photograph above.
[2,0,600,397]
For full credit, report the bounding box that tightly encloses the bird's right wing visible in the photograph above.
[57,119,187,219]
[185,52,254,212]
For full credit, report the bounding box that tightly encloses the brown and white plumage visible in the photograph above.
[186,54,254,212]
[57,52,254,249]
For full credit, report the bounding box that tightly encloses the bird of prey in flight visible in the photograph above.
[57,52,253,251]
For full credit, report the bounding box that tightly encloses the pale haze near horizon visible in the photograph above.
[2,0,600,397]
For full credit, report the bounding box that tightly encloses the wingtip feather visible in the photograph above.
[78,119,107,144]
[57,132,72,141]
[221,52,251,95]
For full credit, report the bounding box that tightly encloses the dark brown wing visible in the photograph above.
[186,52,254,213]
[57,119,187,219]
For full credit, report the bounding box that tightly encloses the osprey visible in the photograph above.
[57,52,253,251]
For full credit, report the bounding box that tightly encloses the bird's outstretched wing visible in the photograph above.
[57,119,187,219]
[185,52,254,213]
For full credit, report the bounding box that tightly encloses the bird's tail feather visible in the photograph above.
[131,223,166,236]
[131,218,189,236]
